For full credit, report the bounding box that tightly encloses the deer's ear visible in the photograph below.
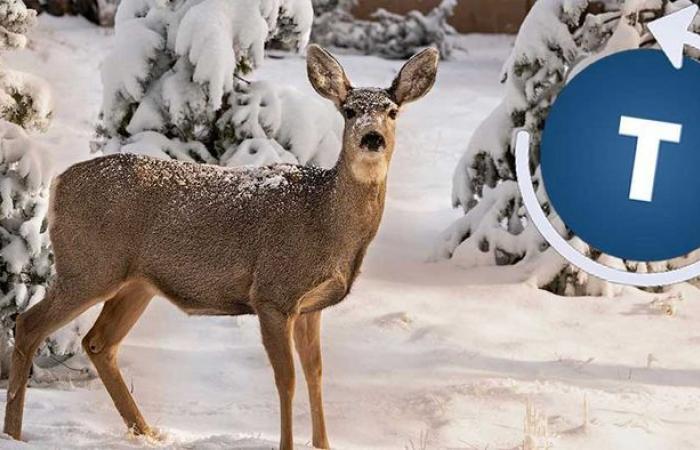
[307,44,352,106]
[389,47,439,106]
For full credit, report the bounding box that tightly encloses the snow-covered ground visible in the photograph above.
[3,16,700,450]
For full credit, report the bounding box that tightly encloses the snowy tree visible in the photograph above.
[0,0,51,130]
[311,0,355,16]
[22,0,121,27]
[98,0,341,168]
[311,0,456,60]
[310,0,355,43]
[433,0,700,296]
[0,121,57,375]
[74,0,121,26]
[0,0,82,376]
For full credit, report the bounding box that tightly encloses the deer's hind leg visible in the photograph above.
[82,281,154,437]
[4,280,110,440]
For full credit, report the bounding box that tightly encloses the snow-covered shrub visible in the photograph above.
[0,121,57,374]
[23,0,120,27]
[0,0,82,377]
[310,0,354,45]
[74,0,121,26]
[311,0,456,60]
[98,0,341,168]
[0,0,52,131]
[312,0,354,16]
[0,0,36,51]
[434,0,700,296]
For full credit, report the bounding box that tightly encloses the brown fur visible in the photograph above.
[3,45,438,449]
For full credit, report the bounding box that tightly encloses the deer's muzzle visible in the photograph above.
[359,131,386,152]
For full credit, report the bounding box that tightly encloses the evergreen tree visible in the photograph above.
[0,0,51,130]
[311,0,456,60]
[23,0,122,27]
[0,0,79,376]
[311,0,355,16]
[74,0,121,26]
[98,0,341,168]
[434,0,698,296]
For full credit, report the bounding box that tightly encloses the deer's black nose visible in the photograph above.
[360,131,386,152]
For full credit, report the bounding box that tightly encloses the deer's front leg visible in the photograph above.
[258,307,297,450]
[294,311,329,449]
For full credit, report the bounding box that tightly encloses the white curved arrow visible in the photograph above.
[648,4,700,69]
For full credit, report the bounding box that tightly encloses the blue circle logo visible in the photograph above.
[540,49,700,262]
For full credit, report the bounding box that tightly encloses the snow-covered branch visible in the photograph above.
[99,0,339,168]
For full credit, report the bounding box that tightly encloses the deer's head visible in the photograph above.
[307,45,439,184]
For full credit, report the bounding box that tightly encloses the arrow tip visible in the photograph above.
[648,4,698,69]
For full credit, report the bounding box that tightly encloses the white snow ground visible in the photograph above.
[3,16,700,450]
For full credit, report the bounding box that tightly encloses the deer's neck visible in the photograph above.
[332,148,389,237]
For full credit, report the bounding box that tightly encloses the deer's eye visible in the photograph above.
[388,109,398,120]
[343,107,356,119]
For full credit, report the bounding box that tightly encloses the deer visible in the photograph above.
[3,44,438,449]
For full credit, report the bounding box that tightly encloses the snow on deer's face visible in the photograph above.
[307,44,439,183]
[339,88,398,183]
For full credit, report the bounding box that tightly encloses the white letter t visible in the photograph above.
[619,116,682,202]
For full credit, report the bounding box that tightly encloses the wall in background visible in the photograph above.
[353,0,535,34]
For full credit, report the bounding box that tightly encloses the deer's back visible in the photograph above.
[50,154,373,315]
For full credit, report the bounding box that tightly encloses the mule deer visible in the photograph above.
[3,45,438,449]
